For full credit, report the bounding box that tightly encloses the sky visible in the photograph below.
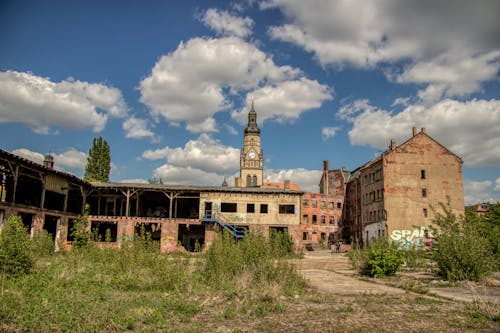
[0,0,499,205]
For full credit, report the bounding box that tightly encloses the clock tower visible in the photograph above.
[240,102,263,187]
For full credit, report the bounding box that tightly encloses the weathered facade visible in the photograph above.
[300,161,349,246]
[344,128,464,247]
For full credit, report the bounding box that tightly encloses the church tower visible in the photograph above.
[240,102,263,187]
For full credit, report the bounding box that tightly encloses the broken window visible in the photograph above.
[303,215,308,223]
[247,203,255,213]
[260,204,268,213]
[320,215,326,224]
[312,215,317,224]
[91,221,117,242]
[320,201,326,208]
[329,216,334,224]
[221,202,237,212]
[312,200,317,208]
[302,199,309,207]
[337,202,342,209]
[303,232,308,240]
[328,202,334,209]
[279,204,295,214]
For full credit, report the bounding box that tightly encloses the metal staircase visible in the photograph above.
[201,211,246,239]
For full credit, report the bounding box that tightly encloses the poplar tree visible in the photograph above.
[84,136,111,182]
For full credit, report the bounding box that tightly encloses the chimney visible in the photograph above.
[390,139,396,150]
[412,127,417,136]
[323,160,329,171]
[284,179,290,190]
[43,154,54,169]
[421,127,426,134]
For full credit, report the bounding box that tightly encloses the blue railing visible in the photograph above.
[201,210,246,239]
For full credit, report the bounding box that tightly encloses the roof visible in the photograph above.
[92,181,303,195]
[262,181,302,191]
[0,148,90,187]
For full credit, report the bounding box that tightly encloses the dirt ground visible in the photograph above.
[295,250,500,304]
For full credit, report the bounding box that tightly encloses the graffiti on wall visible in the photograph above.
[390,227,434,248]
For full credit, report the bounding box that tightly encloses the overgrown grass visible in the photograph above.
[0,229,306,331]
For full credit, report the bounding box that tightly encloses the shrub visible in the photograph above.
[0,215,34,276]
[349,238,404,277]
[432,203,494,282]
[71,205,90,248]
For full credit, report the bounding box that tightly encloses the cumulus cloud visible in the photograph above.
[341,98,500,167]
[264,0,500,98]
[231,78,333,124]
[118,178,148,184]
[264,168,322,192]
[0,71,127,134]
[140,36,333,133]
[463,179,494,205]
[123,116,155,140]
[495,178,500,192]
[321,127,339,141]
[201,8,254,38]
[143,134,240,185]
[12,148,87,173]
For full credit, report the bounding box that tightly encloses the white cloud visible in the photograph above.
[264,0,500,98]
[201,8,254,38]
[118,178,148,184]
[139,36,329,133]
[321,127,339,141]
[123,116,155,140]
[264,168,322,192]
[495,178,500,192]
[0,71,127,134]
[143,134,240,185]
[342,98,500,167]
[12,148,87,173]
[231,78,333,124]
[463,179,494,205]
[154,165,225,186]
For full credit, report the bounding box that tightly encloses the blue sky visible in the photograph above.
[1,0,499,204]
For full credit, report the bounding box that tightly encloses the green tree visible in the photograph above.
[84,136,111,182]
[71,204,91,248]
[0,215,33,276]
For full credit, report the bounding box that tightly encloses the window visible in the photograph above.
[329,216,334,224]
[337,202,342,209]
[320,201,326,208]
[279,204,295,214]
[247,203,255,213]
[312,215,317,224]
[303,215,308,224]
[312,200,317,208]
[321,215,326,224]
[303,232,309,241]
[302,199,309,207]
[321,233,326,241]
[221,202,237,212]
[328,202,334,209]
[422,189,427,198]
[423,208,428,217]
[260,204,268,214]
[421,169,426,179]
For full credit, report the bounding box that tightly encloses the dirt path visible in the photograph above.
[294,250,500,304]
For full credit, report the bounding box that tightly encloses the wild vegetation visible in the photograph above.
[1,209,498,332]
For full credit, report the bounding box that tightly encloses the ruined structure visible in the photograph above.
[0,107,464,251]
[344,128,464,247]
[300,161,349,246]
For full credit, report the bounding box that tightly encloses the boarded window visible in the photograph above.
[221,203,237,212]
[279,204,295,214]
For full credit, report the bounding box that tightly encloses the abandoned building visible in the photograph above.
[0,104,465,252]
[301,160,349,247]
[343,127,464,248]
[0,106,303,252]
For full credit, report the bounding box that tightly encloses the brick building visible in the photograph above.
[344,128,464,247]
[301,161,349,246]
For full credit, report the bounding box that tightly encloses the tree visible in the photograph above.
[0,215,33,276]
[84,136,111,182]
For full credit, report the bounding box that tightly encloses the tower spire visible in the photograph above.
[245,101,260,134]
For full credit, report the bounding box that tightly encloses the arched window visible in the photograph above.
[246,175,251,187]
[252,175,257,186]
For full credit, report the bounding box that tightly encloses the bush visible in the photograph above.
[71,205,90,248]
[349,238,404,277]
[432,203,494,282]
[0,215,34,276]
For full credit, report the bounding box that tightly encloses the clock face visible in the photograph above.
[248,151,256,159]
